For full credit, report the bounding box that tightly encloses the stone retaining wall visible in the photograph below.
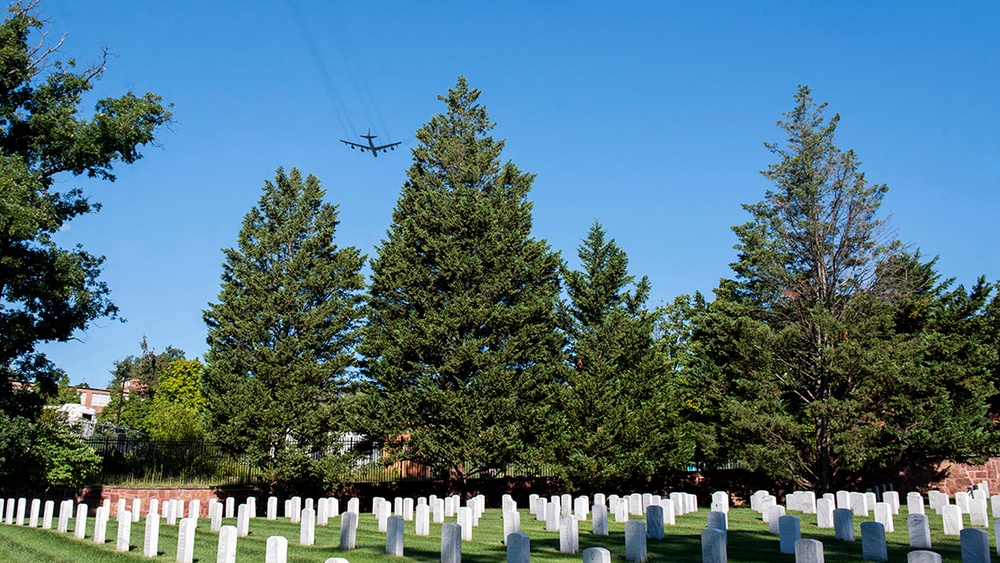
[930,458,1000,495]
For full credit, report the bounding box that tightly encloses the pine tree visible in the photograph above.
[357,78,566,489]
[685,86,998,490]
[203,168,365,473]
[556,221,691,489]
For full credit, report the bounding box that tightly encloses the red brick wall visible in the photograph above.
[35,486,260,518]
[930,458,1000,495]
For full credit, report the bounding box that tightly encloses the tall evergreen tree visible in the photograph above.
[357,77,566,489]
[556,221,691,489]
[203,168,365,476]
[684,86,998,490]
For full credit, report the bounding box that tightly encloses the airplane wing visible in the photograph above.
[372,142,402,153]
[340,140,368,151]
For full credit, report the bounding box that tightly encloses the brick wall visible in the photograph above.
[37,486,260,518]
[929,458,1000,495]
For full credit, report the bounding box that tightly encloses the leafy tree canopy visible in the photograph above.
[0,1,172,419]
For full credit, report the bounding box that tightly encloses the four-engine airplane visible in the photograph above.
[340,129,401,158]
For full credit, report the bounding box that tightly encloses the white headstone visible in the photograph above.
[584,546,612,563]
[956,492,971,514]
[28,498,40,527]
[701,527,726,563]
[625,520,647,562]
[908,513,932,549]
[210,502,222,532]
[850,492,869,517]
[835,491,850,510]
[559,514,579,554]
[74,503,88,539]
[176,518,196,563]
[116,510,132,552]
[385,515,404,556]
[969,498,989,527]
[546,500,560,531]
[907,551,943,563]
[57,499,71,532]
[143,512,160,557]
[794,538,824,563]
[592,504,609,535]
[236,503,249,537]
[883,491,900,515]
[300,507,315,546]
[415,504,430,536]
[767,505,786,533]
[339,510,357,549]
[377,498,390,532]
[908,492,925,515]
[403,498,414,521]
[942,504,964,536]
[502,510,520,544]
[265,535,288,563]
[432,498,445,523]
[800,491,817,514]
[441,522,462,563]
[874,502,894,533]
[458,507,473,541]
[266,496,278,520]
[42,500,54,529]
[816,497,834,528]
[94,505,109,544]
[217,525,238,563]
[661,499,676,525]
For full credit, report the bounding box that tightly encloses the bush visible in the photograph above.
[266,447,355,498]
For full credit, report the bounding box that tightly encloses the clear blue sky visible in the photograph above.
[34,1,999,389]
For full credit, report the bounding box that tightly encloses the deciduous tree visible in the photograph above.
[0,1,171,418]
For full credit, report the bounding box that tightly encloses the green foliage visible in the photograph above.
[0,411,99,488]
[0,2,172,419]
[555,221,692,488]
[357,77,566,486]
[265,446,356,499]
[145,358,206,441]
[100,341,186,428]
[203,167,365,480]
[31,417,101,487]
[683,86,998,490]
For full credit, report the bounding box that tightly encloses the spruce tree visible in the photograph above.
[556,221,691,489]
[357,78,565,489]
[684,86,998,490]
[203,168,365,477]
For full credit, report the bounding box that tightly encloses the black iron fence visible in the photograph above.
[86,437,261,485]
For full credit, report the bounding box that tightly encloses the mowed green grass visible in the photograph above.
[0,504,976,562]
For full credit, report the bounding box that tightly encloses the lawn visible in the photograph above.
[0,502,974,562]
